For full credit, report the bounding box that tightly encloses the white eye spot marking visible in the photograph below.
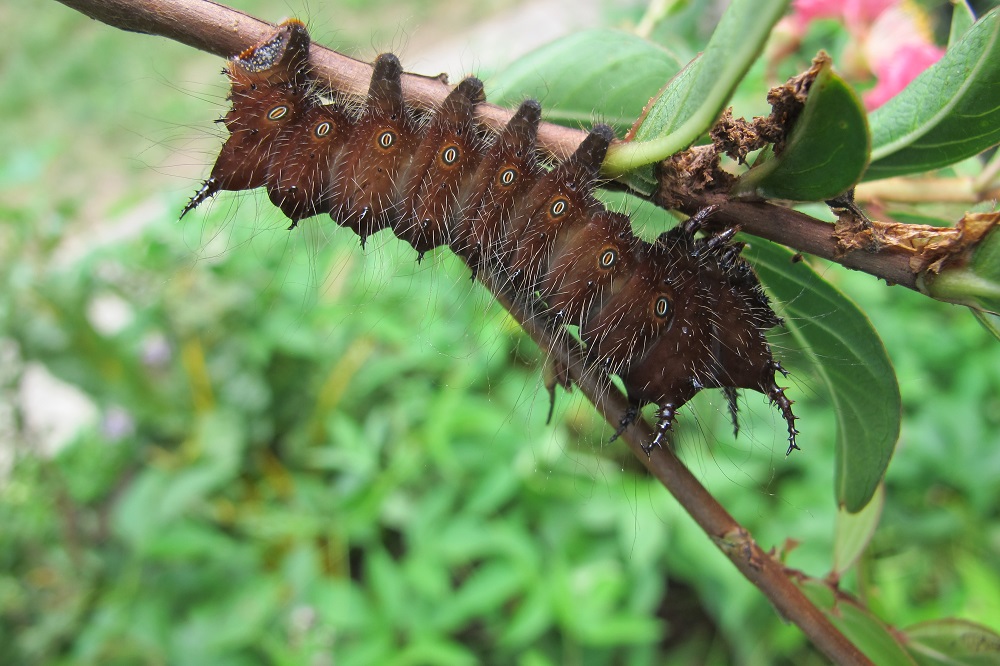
[377,130,396,149]
[441,145,460,165]
[653,295,671,319]
[550,197,568,217]
[267,105,289,120]
[599,247,617,269]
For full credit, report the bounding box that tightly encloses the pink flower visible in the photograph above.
[864,42,945,109]
[861,4,945,108]
[783,0,945,109]
[792,0,896,30]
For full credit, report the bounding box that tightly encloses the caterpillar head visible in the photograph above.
[619,229,798,454]
[229,19,311,88]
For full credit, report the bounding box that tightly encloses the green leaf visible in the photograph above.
[367,549,410,629]
[865,8,1000,180]
[206,577,284,650]
[734,59,870,200]
[141,522,239,560]
[488,29,683,134]
[903,618,1000,665]
[606,0,791,177]
[572,614,662,646]
[797,578,918,665]
[500,585,554,647]
[435,561,525,630]
[832,484,884,576]
[746,241,900,512]
[390,639,478,666]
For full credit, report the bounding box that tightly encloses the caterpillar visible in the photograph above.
[182,19,799,455]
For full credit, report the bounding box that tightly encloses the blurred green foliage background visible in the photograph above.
[1,1,999,664]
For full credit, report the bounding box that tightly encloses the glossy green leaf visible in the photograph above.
[745,241,900,512]
[865,8,1000,180]
[923,225,1000,314]
[832,484,884,576]
[605,0,790,177]
[488,29,683,134]
[797,578,918,665]
[904,618,1000,665]
[735,60,870,200]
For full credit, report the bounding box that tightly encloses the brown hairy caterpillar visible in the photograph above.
[183,19,799,455]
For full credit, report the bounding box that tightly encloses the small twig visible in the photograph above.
[856,176,1000,204]
[54,0,589,161]
[974,149,1000,194]
[54,0,874,662]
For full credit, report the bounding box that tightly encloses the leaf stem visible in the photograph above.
[604,129,700,176]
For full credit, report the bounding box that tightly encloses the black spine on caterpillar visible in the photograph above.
[183,19,799,455]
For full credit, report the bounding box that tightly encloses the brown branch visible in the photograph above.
[716,201,920,288]
[54,0,874,662]
[55,0,588,161]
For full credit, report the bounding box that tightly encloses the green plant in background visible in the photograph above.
[2,0,999,663]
